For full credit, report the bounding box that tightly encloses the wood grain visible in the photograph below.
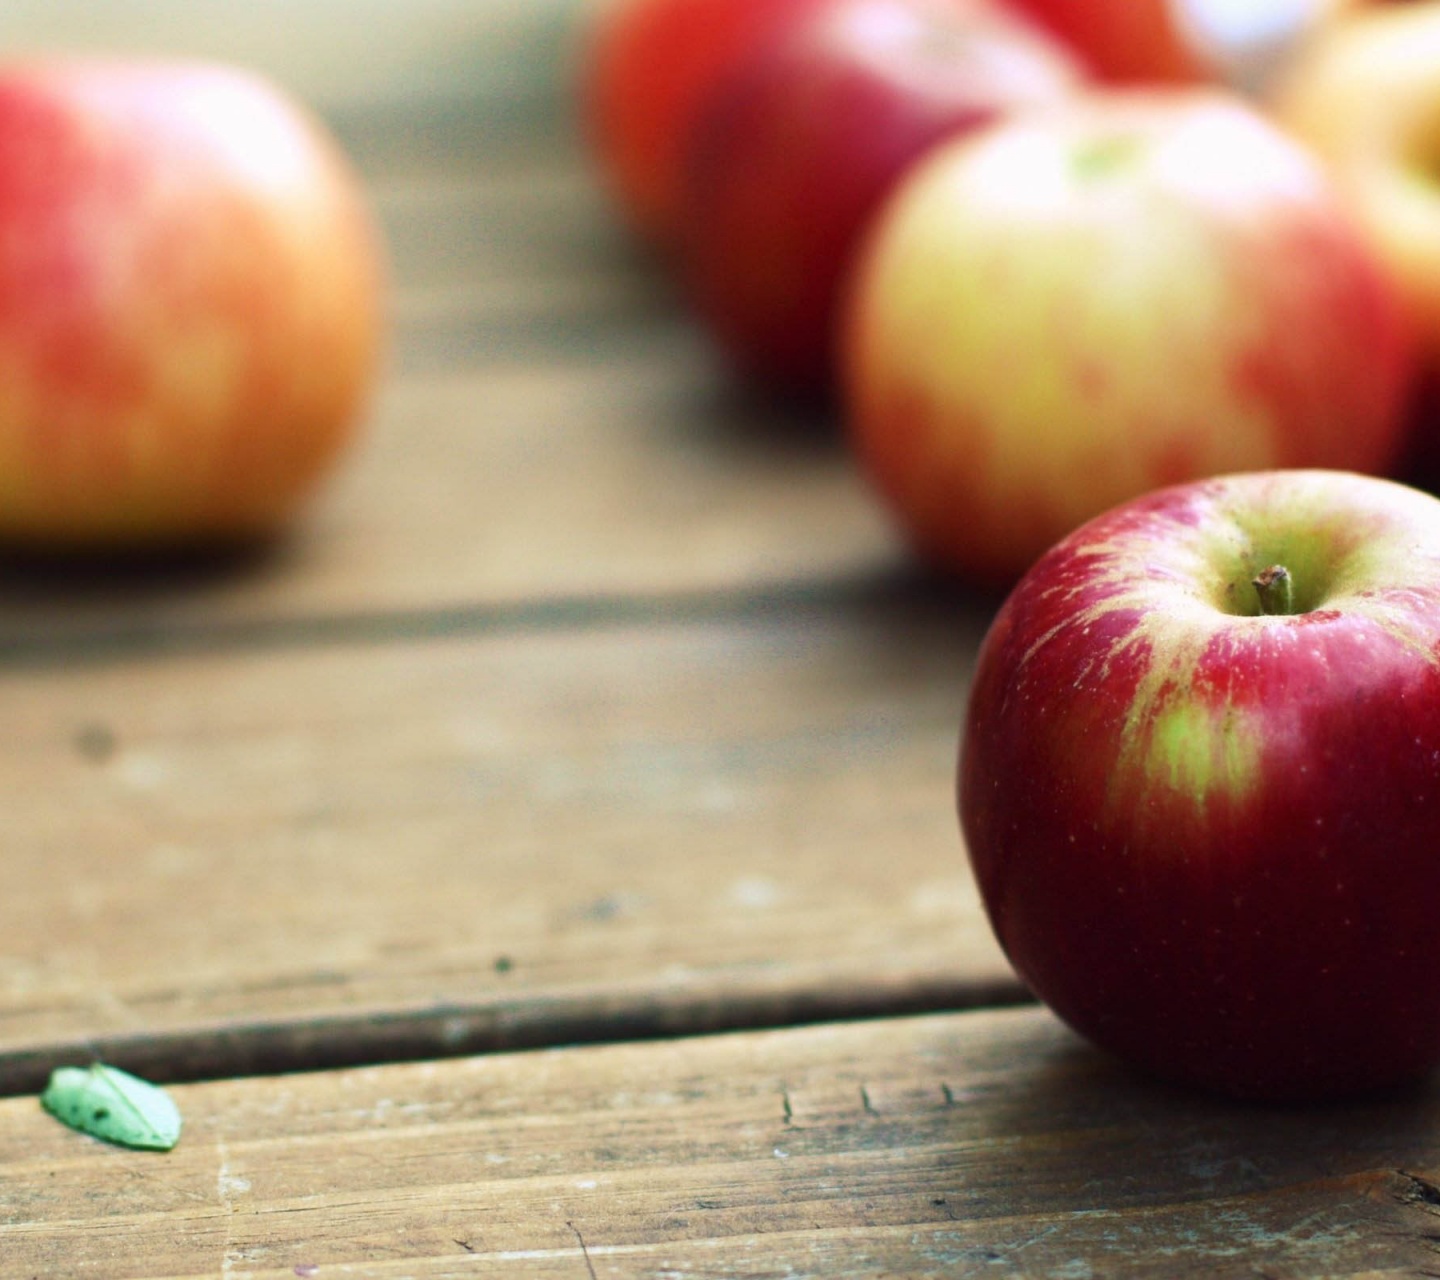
[7,1007,1440,1279]
[0,13,1422,1279]
[0,0,1011,1097]
[0,132,906,652]
[0,583,1014,1090]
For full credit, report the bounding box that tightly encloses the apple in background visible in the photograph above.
[1174,0,1364,92]
[677,0,1084,397]
[575,0,832,251]
[844,90,1415,584]
[1002,0,1208,82]
[960,468,1440,1101]
[0,59,384,549]
[1004,0,1358,90]
[1273,4,1440,485]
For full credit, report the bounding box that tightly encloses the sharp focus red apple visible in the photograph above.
[844,89,1416,583]
[676,0,1083,396]
[0,59,385,548]
[960,469,1440,1101]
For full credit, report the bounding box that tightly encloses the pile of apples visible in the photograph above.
[585,0,1440,1106]
[579,0,1435,583]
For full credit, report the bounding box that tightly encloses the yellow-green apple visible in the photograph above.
[676,0,1084,396]
[575,0,833,252]
[961,469,1440,1101]
[844,89,1415,583]
[0,59,384,549]
[1274,4,1440,483]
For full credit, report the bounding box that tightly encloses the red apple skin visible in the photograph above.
[0,59,384,548]
[576,0,832,251]
[678,0,1083,396]
[845,90,1416,583]
[1003,0,1207,82]
[961,469,1440,1101]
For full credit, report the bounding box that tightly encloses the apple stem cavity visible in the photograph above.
[1253,564,1294,616]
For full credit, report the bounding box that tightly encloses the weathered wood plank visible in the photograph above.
[0,586,1012,1088]
[0,130,907,650]
[6,1007,1440,1279]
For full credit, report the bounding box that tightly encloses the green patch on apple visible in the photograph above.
[1070,132,1143,181]
[1143,700,1262,813]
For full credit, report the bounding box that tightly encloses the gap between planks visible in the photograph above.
[0,564,996,671]
[0,571,1016,1094]
[9,1006,1440,1280]
[0,976,1036,1100]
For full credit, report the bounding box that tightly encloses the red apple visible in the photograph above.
[844,89,1415,583]
[1273,4,1440,484]
[960,468,1440,1101]
[0,59,384,548]
[575,0,832,250]
[1002,0,1209,82]
[677,0,1084,396]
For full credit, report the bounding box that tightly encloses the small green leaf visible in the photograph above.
[41,1064,182,1151]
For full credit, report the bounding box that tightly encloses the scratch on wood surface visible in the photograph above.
[568,1221,598,1280]
[216,1138,249,1280]
[121,1161,209,1205]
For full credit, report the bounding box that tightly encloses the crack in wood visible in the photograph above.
[1398,1170,1440,1212]
[0,984,1035,1098]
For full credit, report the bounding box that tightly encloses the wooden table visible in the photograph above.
[5,10,1440,1278]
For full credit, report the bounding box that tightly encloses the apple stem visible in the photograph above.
[1253,564,1293,616]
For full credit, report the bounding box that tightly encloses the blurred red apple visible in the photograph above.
[677,0,1083,396]
[844,90,1415,582]
[0,59,384,549]
[576,0,831,251]
[1003,0,1208,82]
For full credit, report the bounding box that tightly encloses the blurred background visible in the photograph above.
[0,1,584,126]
